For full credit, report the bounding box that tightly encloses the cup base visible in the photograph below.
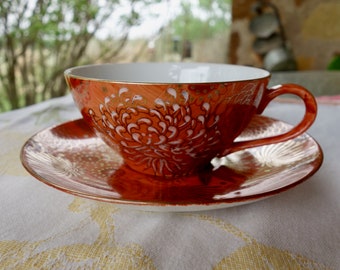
[108,163,247,203]
[123,159,217,183]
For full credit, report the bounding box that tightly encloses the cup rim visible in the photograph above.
[64,62,271,85]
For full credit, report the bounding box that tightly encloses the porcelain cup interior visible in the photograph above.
[65,63,317,179]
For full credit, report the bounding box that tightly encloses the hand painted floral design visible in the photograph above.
[84,82,262,177]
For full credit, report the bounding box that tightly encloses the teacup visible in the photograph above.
[65,63,317,179]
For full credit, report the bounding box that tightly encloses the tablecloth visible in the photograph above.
[0,92,339,269]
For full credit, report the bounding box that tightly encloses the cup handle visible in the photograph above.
[223,83,317,155]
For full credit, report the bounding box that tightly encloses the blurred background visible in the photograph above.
[1,0,339,112]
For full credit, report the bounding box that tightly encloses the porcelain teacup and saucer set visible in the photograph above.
[21,63,323,211]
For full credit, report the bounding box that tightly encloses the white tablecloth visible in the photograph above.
[0,94,339,269]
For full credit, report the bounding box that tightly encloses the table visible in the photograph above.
[0,89,339,269]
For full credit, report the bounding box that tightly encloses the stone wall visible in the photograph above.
[228,0,340,70]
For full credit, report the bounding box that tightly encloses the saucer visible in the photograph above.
[21,115,323,212]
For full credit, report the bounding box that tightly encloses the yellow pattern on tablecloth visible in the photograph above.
[196,215,330,270]
[0,198,156,269]
[0,198,331,269]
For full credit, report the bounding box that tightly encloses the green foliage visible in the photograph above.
[171,0,231,40]
[0,0,229,111]
[0,0,159,111]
